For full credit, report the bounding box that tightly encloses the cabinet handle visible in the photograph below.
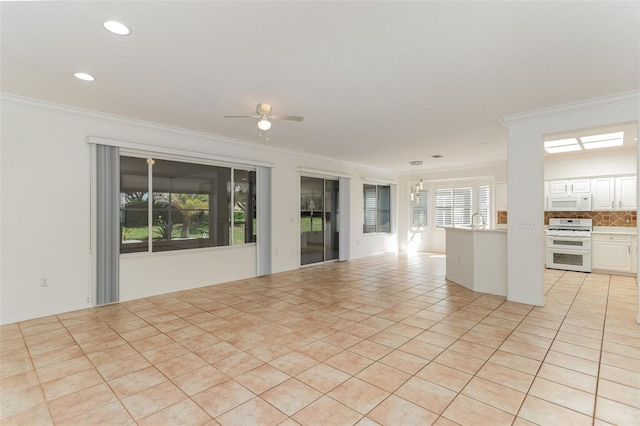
[619,201,622,208]
[612,201,614,209]
[570,184,573,192]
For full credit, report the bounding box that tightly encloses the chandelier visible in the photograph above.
[410,161,423,203]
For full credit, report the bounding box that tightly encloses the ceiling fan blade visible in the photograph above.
[270,115,304,121]
[223,115,259,118]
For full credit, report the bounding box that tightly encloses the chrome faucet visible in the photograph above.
[471,212,485,228]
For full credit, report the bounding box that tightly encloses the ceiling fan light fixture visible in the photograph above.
[257,117,271,131]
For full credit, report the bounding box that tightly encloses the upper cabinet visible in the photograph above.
[591,175,637,211]
[548,179,590,195]
[616,176,637,210]
[592,178,615,210]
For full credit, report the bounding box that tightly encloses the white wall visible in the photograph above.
[545,146,636,180]
[0,96,398,324]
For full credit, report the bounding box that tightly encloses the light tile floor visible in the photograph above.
[1,253,639,425]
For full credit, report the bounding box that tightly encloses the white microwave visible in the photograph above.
[548,194,592,211]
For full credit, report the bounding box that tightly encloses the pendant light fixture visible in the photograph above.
[409,161,423,203]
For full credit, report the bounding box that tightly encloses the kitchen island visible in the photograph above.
[445,227,508,296]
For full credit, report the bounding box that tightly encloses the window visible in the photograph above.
[436,186,473,227]
[477,184,491,226]
[120,156,256,253]
[363,184,391,233]
[454,187,473,226]
[435,188,453,227]
[411,189,428,229]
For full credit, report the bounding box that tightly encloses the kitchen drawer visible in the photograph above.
[592,234,632,243]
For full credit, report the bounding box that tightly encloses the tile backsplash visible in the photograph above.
[496,211,637,227]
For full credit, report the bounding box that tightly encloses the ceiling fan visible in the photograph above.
[224,102,303,131]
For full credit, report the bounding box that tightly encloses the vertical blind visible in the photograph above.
[256,166,272,276]
[95,144,120,305]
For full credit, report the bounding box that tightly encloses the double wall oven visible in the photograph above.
[546,218,593,273]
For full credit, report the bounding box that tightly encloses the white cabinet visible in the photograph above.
[592,233,635,273]
[548,179,590,195]
[571,179,591,193]
[496,182,508,211]
[591,176,637,211]
[592,178,615,210]
[616,176,637,210]
[544,181,549,211]
[549,180,569,195]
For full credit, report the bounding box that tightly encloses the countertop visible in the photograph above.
[592,226,637,235]
[445,226,507,233]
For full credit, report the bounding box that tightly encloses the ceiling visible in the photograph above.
[2,2,639,174]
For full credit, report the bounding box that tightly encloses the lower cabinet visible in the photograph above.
[592,233,636,274]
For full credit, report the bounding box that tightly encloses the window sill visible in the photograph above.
[120,242,256,258]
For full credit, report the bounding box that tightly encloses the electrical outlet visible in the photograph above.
[40,278,48,287]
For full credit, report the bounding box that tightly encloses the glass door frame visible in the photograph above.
[299,174,340,267]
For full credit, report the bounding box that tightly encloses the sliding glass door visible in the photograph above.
[300,176,339,265]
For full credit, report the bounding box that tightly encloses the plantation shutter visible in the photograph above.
[363,184,377,233]
[454,187,472,226]
[377,185,391,233]
[435,188,453,226]
[412,189,428,228]
[477,185,491,226]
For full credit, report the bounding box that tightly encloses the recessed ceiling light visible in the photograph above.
[74,72,95,81]
[103,20,130,35]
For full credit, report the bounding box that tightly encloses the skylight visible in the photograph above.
[544,138,580,154]
[544,132,624,154]
[581,131,624,150]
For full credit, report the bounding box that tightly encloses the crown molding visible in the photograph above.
[499,90,640,127]
[0,92,397,175]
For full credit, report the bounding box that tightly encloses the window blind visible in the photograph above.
[377,185,391,233]
[363,184,377,233]
[477,184,491,226]
[412,189,428,228]
[454,187,472,226]
[435,188,453,227]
